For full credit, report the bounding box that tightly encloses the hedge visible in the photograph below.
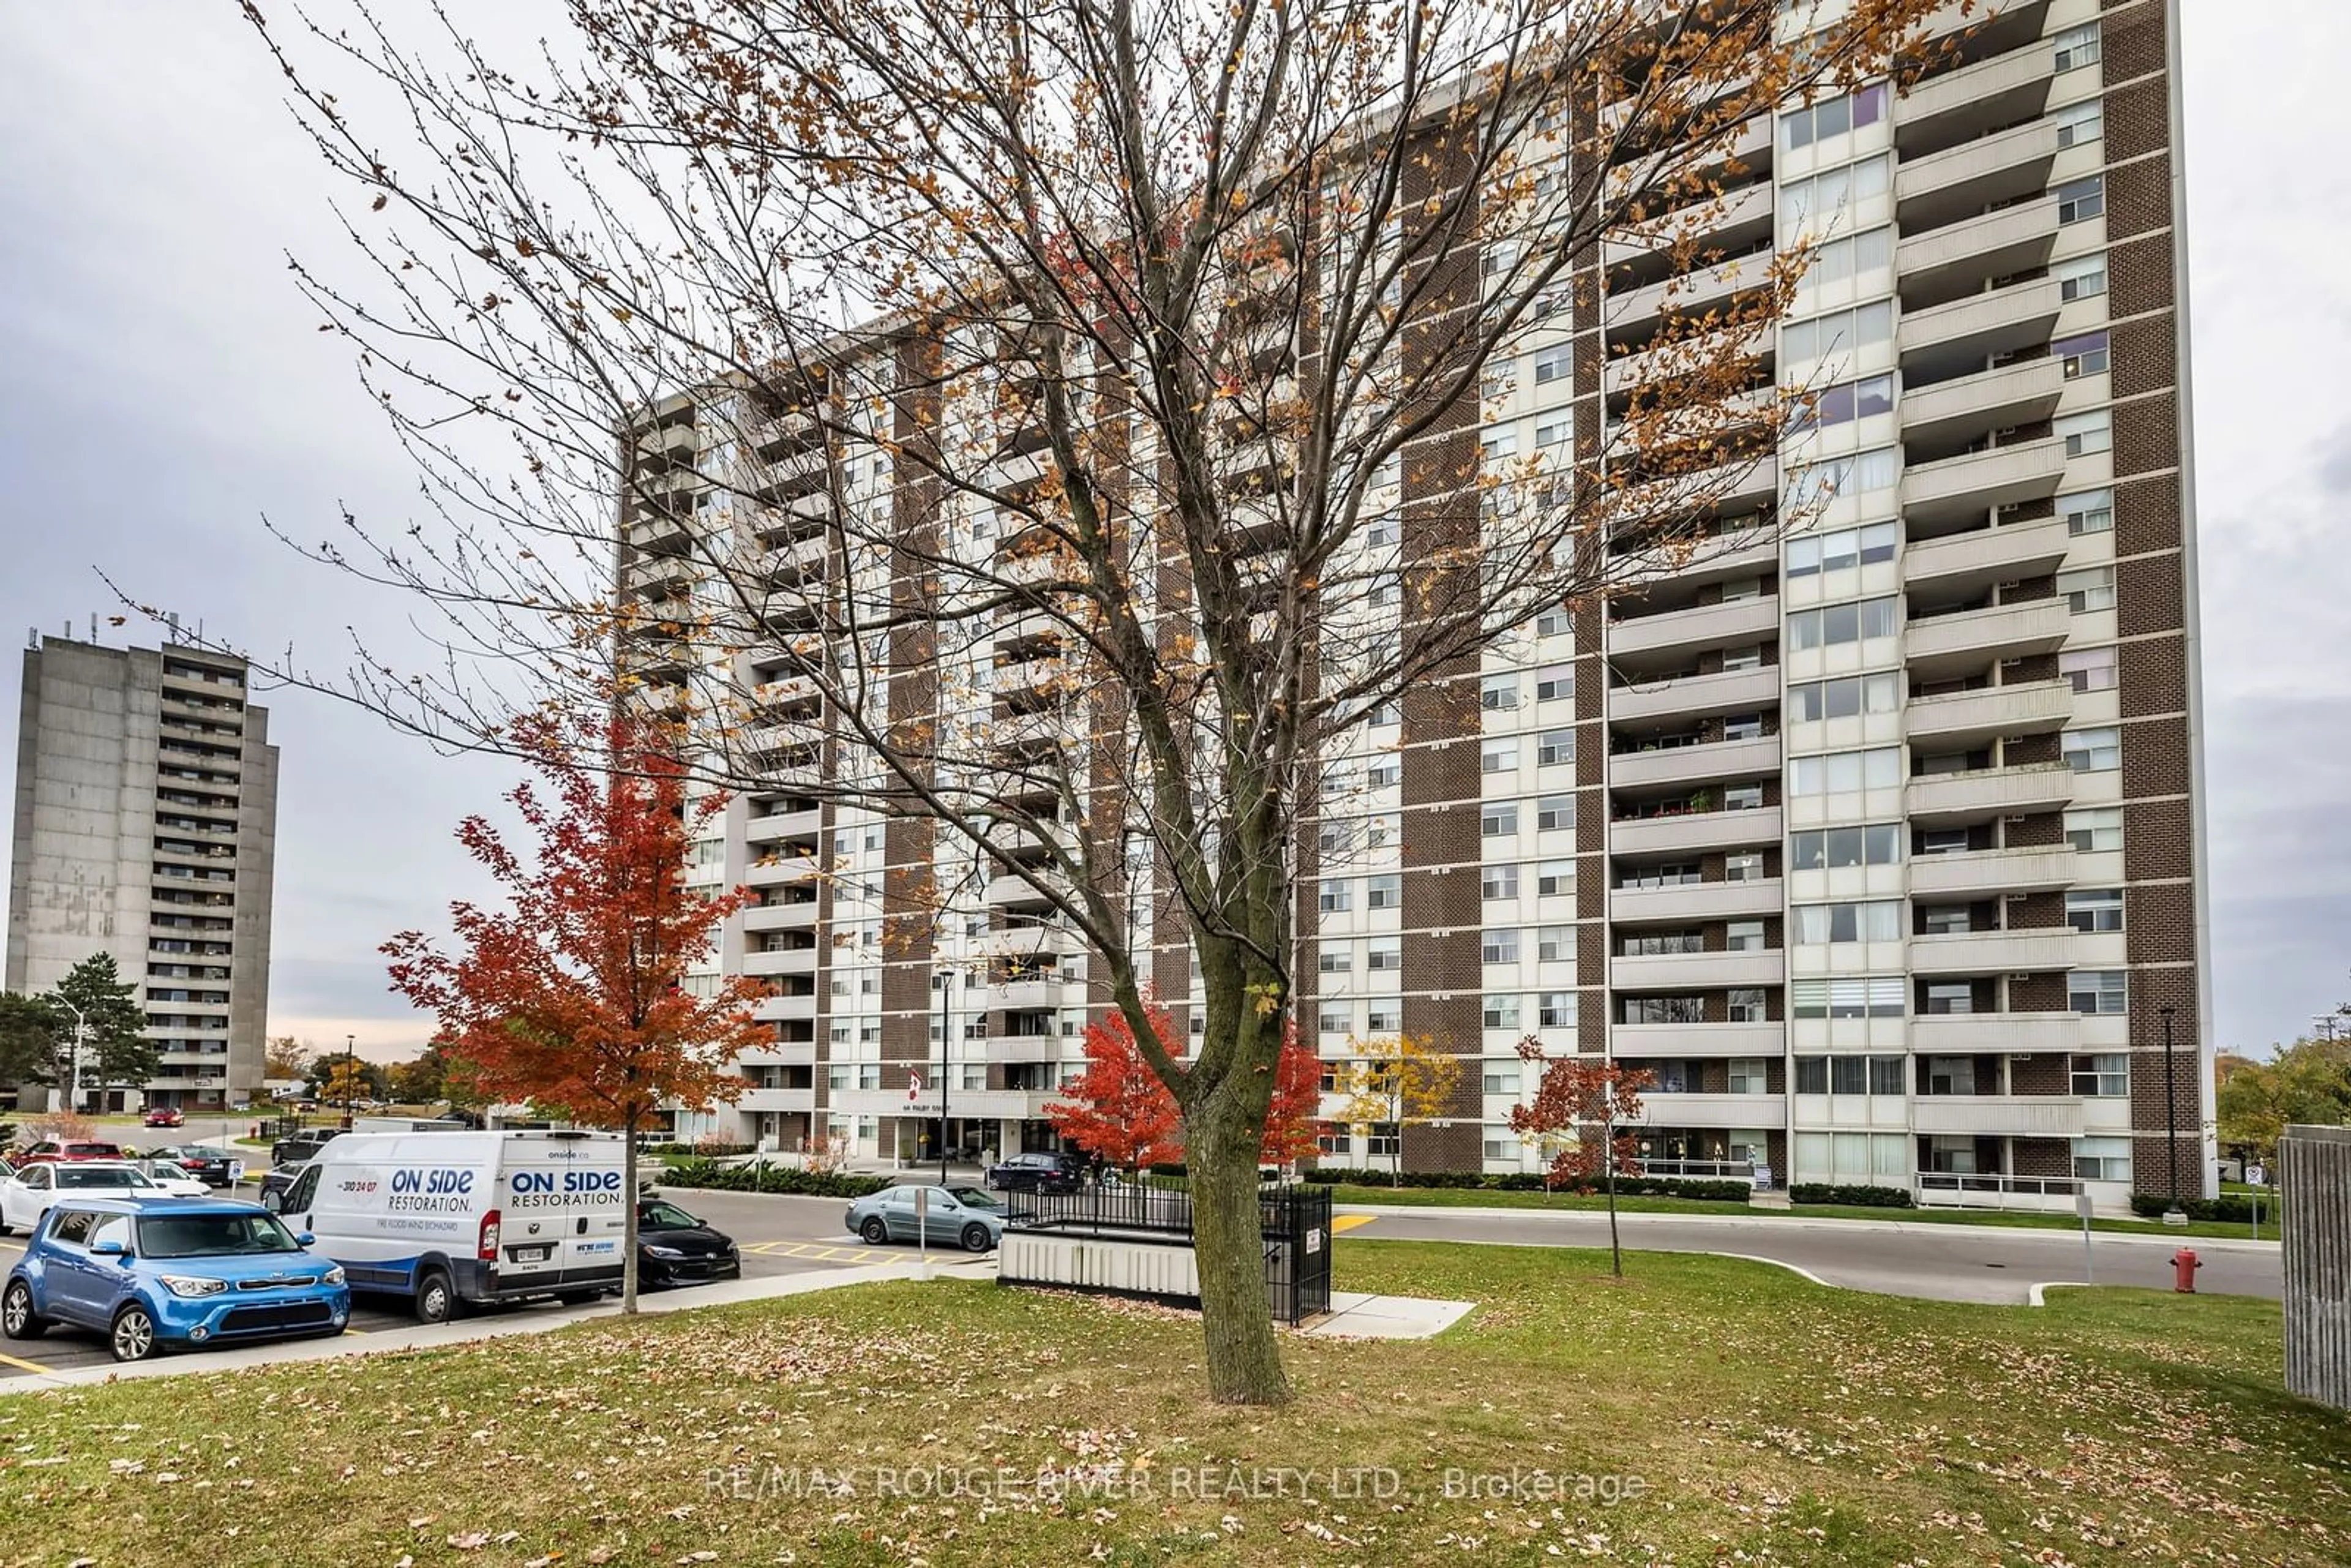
[1299,1166,1752,1203]
[654,1158,890,1198]
[2128,1192,2264,1224]
[1791,1183,1915,1210]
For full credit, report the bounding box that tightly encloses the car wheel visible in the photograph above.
[557,1289,602,1307]
[860,1216,888,1245]
[960,1223,993,1254]
[414,1267,457,1325]
[110,1305,160,1363]
[2,1280,45,1340]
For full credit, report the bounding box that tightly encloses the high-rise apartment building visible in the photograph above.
[635,0,2213,1209]
[6,636,279,1110]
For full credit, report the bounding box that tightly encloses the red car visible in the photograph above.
[143,1108,185,1129]
[7,1141,126,1169]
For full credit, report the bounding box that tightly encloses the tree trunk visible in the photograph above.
[621,1105,641,1315]
[1603,1122,1623,1279]
[1188,1082,1289,1405]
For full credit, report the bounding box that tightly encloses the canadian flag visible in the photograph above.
[906,1071,923,1103]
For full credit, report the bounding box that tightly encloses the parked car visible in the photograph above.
[140,1146,247,1189]
[634,1199,740,1287]
[0,1161,208,1235]
[142,1107,185,1130]
[2,1196,350,1362]
[7,1141,126,1169]
[985,1152,1084,1194]
[270,1129,342,1168]
[844,1185,1004,1253]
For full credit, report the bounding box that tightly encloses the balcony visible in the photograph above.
[977,978,1067,1011]
[986,1034,1067,1065]
[1608,733,1782,792]
[1607,247,1777,338]
[752,993,820,1023]
[1608,593,1778,662]
[737,1087,817,1115]
[994,923,1081,958]
[1903,596,2070,677]
[1901,358,2065,462]
[1905,762,2077,824]
[739,1040,817,1067]
[1907,927,2077,975]
[747,854,822,887]
[1908,844,2079,898]
[1902,516,2071,595]
[1909,1010,2083,1054]
[1897,277,2063,385]
[1610,874,1783,926]
[1913,1171,2082,1212]
[1899,438,2068,530]
[1603,180,1775,269]
[1610,1020,1783,1058]
[1895,39,2056,159]
[743,947,819,978]
[744,806,823,845]
[1610,948,1785,992]
[1905,680,2072,746]
[1609,664,1780,726]
[1894,119,2059,234]
[1899,196,2060,315]
[1639,1092,1787,1131]
[1911,1095,2086,1139]
[742,901,820,932]
[1609,805,1782,857]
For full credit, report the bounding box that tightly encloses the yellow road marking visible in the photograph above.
[1331,1215,1377,1234]
[0,1351,53,1376]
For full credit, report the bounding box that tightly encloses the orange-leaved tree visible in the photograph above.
[1045,999,1185,1175]
[1259,1027,1324,1169]
[384,711,768,1312]
[1509,1037,1656,1278]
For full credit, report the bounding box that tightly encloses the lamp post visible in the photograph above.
[934,968,954,1185]
[344,1032,358,1130]
[55,999,87,1117]
[2161,1004,2182,1218]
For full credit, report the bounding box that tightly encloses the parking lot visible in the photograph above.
[0,1184,929,1381]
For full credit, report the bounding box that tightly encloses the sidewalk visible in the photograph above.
[1331,1200,2283,1252]
[0,1254,997,1395]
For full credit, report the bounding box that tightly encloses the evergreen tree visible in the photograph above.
[50,952,154,1102]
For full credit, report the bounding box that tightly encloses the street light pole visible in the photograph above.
[345,1032,358,1130]
[934,969,953,1185]
[2161,1005,2181,1217]
[55,999,87,1117]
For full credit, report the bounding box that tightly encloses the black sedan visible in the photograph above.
[636,1199,741,1287]
[986,1151,1085,1193]
[139,1144,247,1188]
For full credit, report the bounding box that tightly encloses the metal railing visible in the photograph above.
[1002,1180,1333,1326]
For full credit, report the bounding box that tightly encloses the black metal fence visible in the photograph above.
[1003,1180,1333,1326]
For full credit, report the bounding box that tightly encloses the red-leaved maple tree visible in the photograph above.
[1509,1037,1656,1278]
[384,711,769,1311]
[1045,999,1185,1174]
[1259,1029,1323,1169]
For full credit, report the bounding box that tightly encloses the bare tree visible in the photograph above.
[194,0,1944,1403]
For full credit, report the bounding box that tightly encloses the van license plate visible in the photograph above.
[511,1245,552,1262]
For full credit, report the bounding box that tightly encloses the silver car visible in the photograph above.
[844,1185,1004,1252]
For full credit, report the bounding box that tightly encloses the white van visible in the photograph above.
[265,1130,626,1322]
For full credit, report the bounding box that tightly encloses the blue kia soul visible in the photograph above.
[2,1196,351,1362]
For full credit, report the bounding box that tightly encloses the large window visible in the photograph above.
[2067,889,2124,933]
[1788,672,1900,722]
[2061,647,2118,692]
[1787,596,1899,651]
[1792,901,1903,944]
[1779,154,1891,241]
[1780,81,1889,149]
[1785,520,1897,577]
[2065,807,2124,853]
[1482,928,1522,965]
[2053,331,2110,379]
[1788,747,1902,796]
[1623,996,1704,1025]
[2059,566,2115,613]
[2055,254,2107,304]
[2061,487,2114,535]
[2069,970,2128,1015]
[1799,227,1893,288]
[2053,21,2101,72]
[1791,372,1895,433]
[1790,823,1902,870]
[1780,300,1893,367]
[1481,801,1520,837]
[2073,1137,2132,1182]
[2063,728,2121,772]
[2071,1053,2129,1097]
[1787,446,1898,508]
[2053,98,2104,150]
[2058,410,2112,457]
[2055,176,2104,225]
[1482,864,1520,901]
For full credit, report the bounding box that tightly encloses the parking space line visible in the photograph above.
[1331,1215,1377,1234]
[0,1351,54,1376]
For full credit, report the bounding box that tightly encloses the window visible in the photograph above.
[1367,1002,1401,1033]
[1623,996,1704,1025]
[2055,176,2105,225]
[1537,795,1574,831]
[2053,331,2110,380]
[1366,1122,1401,1158]
[1366,874,1400,910]
[1537,926,1573,963]
[1727,1059,1769,1095]
[1785,520,1897,577]
[1534,345,1570,384]
[2071,1053,2129,1097]
[1722,643,1764,672]
[1787,596,1899,651]
[1537,861,1574,897]
[1539,729,1575,767]
[1481,802,1520,838]
[1867,1056,1904,1095]
[1788,747,1901,795]
[1921,904,1972,936]
[1623,929,1703,957]
[1535,605,1571,637]
[1792,901,1902,944]
[1726,851,1766,882]
[1725,782,1766,811]
[1318,879,1353,913]
[1482,738,1518,775]
[1723,712,1765,742]
[1727,920,1766,952]
[1779,81,1889,149]
[1481,672,1520,710]
[1924,982,1974,1016]
[1793,372,1895,433]
[2067,888,2124,933]
[1794,1057,1828,1095]
[1728,988,1768,1023]
[2061,487,2114,535]
[2063,727,2121,772]
[2054,98,2104,149]
[2070,969,2128,1015]
[1829,1056,1867,1095]
[2055,253,2107,304]
[1368,938,1402,972]
[1482,995,1522,1033]
[2073,1137,2132,1182]
[2066,807,2124,853]
[1482,863,1521,901]
[1780,300,1894,367]
[1786,446,1898,508]
[2059,566,2115,613]
[1788,672,1900,722]
[1317,946,1351,975]
[1539,991,1573,1028]
[1779,155,1892,244]
[1790,823,1902,870]
[1367,757,1401,788]
[2061,646,2118,692]
[1318,1008,1349,1037]
[1792,977,1905,1018]
[2053,21,2101,72]
[1482,928,1521,964]
[1535,665,1573,702]
[1483,1127,1523,1163]
[1482,1059,1522,1093]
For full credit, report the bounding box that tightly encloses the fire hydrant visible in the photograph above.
[2172,1248,2202,1293]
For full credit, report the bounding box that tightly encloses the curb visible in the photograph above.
[1330,1202,2281,1251]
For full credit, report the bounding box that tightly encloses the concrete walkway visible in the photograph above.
[1302,1291,1474,1340]
[1333,1200,2281,1250]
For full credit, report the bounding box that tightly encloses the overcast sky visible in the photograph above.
[1,4,2344,1060]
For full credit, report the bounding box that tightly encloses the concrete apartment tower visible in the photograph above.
[628,0,2213,1210]
[6,635,279,1110]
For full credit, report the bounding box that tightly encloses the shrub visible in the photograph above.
[656,1158,889,1199]
[2128,1192,2262,1224]
[1297,1166,1750,1202]
[1791,1184,1915,1210]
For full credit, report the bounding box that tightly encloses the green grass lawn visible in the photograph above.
[0,1243,2341,1565]
[1323,1183,2281,1240]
